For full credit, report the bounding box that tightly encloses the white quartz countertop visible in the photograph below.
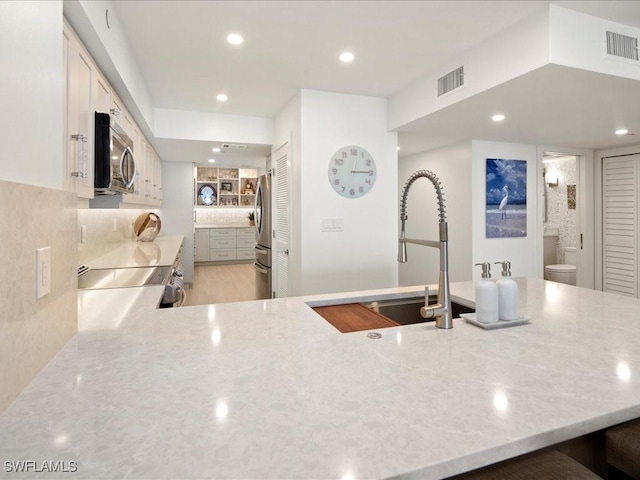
[77,286,165,331]
[194,223,253,229]
[2,279,640,479]
[84,234,184,269]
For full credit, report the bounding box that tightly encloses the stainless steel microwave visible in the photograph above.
[94,112,137,195]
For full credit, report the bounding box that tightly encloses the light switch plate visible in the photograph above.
[321,218,344,232]
[36,246,51,298]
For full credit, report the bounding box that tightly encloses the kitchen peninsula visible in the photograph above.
[1,279,640,479]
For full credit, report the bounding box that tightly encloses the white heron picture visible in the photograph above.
[498,185,509,218]
[486,158,527,238]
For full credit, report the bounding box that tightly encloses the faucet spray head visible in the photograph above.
[398,238,407,263]
[398,217,407,263]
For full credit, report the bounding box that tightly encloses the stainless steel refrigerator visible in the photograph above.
[254,174,272,299]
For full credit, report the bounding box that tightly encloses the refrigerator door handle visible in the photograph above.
[254,262,268,274]
[254,245,269,256]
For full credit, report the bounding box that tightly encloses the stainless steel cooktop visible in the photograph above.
[77,266,172,290]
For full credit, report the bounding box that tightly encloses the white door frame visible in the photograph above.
[595,144,640,291]
[537,145,595,289]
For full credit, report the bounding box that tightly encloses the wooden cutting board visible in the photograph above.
[312,303,399,333]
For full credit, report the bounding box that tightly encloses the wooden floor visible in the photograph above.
[183,263,257,306]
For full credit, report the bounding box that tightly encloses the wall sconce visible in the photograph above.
[546,174,558,187]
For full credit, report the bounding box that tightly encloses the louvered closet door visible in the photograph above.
[603,154,640,297]
[273,141,290,298]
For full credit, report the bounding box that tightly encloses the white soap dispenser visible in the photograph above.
[495,261,519,321]
[474,262,499,323]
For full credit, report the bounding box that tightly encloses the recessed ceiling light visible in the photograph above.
[226,33,243,45]
[212,147,221,153]
[339,51,355,63]
[615,129,629,135]
[492,114,506,122]
[208,159,216,163]
[216,94,228,102]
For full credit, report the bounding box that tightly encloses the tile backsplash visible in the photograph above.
[194,207,253,225]
[77,208,158,265]
[0,180,77,413]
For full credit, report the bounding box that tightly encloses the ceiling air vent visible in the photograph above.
[221,143,247,150]
[606,31,639,61]
[437,66,464,97]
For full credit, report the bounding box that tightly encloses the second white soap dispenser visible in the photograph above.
[474,262,499,323]
[495,261,519,321]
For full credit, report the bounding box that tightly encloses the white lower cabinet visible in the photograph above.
[195,227,255,263]
[236,228,255,260]
[194,230,210,262]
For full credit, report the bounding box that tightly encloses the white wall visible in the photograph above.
[398,143,473,286]
[388,6,550,130]
[472,140,539,280]
[154,108,274,146]
[160,161,195,284]
[299,90,398,295]
[550,5,640,81]
[0,1,63,188]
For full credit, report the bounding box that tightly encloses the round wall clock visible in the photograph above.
[327,145,377,198]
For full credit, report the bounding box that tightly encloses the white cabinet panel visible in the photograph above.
[210,229,236,238]
[63,22,94,199]
[209,249,236,261]
[237,248,255,260]
[210,238,237,249]
[195,228,254,263]
[237,236,255,249]
[195,230,209,263]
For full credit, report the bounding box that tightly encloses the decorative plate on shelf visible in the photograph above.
[198,184,217,206]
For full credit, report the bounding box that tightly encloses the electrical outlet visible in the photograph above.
[321,218,344,232]
[36,246,51,298]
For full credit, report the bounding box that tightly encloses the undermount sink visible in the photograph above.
[310,295,476,333]
[361,296,475,326]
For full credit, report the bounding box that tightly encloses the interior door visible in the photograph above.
[602,154,639,297]
[272,141,290,298]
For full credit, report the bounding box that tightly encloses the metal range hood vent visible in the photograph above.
[221,143,247,150]
[437,66,464,97]
[605,30,639,61]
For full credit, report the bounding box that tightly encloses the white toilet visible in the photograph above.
[545,247,577,285]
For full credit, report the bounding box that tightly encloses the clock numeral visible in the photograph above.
[350,148,358,156]
[366,159,371,166]
[359,186,364,193]
[365,179,371,185]
[341,186,346,193]
[335,158,344,165]
[341,152,347,159]
[368,170,374,176]
[332,168,338,175]
[350,188,355,196]
[334,179,340,186]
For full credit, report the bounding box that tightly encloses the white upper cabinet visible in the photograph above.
[63,20,162,207]
[92,71,111,115]
[63,21,94,199]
